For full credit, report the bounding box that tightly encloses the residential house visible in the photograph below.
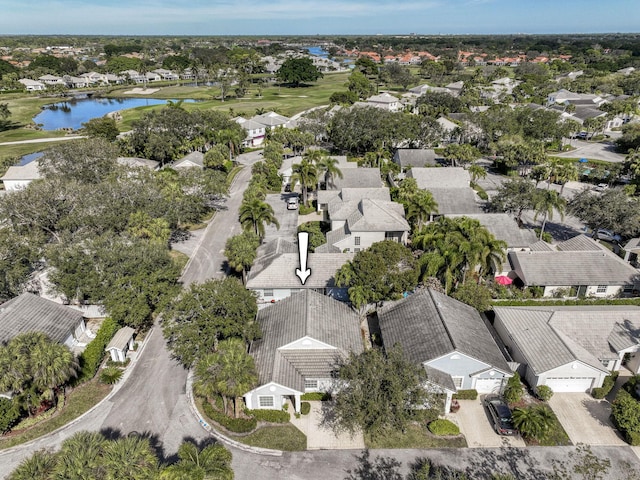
[38,74,65,86]
[379,289,513,413]
[235,117,266,147]
[152,68,179,81]
[363,92,400,112]
[318,197,410,253]
[493,305,640,392]
[243,290,363,413]
[62,75,88,89]
[507,234,640,298]
[444,81,465,97]
[406,167,483,215]
[317,185,390,216]
[246,239,353,304]
[324,167,382,191]
[0,161,42,191]
[449,213,537,250]
[18,78,46,91]
[251,111,293,131]
[172,151,204,169]
[547,89,606,107]
[393,149,439,169]
[0,293,89,349]
[116,157,160,170]
[409,84,453,96]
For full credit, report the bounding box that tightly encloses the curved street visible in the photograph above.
[1,149,640,479]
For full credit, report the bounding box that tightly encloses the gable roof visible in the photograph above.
[117,157,159,170]
[494,306,640,375]
[509,235,639,286]
[331,168,382,190]
[345,198,409,233]
[393,149,438,168]
[250,290,363,389]
[366,92,399,104]
[407,167,470,189]
[0,293,85,345]
[428,188,482,215]
[251,111,290,127]
[378,289,510,372]
[173,151,204,169]
[449,214,537,248]
[106,326,135,352]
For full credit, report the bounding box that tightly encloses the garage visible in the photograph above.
[545,377,595,393]
[474,377,504,394]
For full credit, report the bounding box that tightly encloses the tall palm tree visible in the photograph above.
[8,450,57,480]
[533,189,566,240]
[239,198,279,238]
[30,338,78,404]
[468,164,486,184]
[194,339,258,418]
[224,231,260,284]
[290,159,318,207]
[405,189,438,229]
[555,162,579,195]
[317,155,343,189]
[160,441,233,480]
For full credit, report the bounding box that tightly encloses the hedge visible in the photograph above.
[300,402,311,415]
[592,372,618,399]
[202,401,257,433]
[493,298,640,307]
[452,390,477,400]
[77,318,119,382]
[246,408,290,423]
[428,419,460,436]
[301,392,331,401]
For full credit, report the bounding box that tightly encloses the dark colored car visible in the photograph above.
[484,394,517,436]
[284,183,292,192]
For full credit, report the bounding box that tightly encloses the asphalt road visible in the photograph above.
[179,150,263,286]
[555,139,626,163]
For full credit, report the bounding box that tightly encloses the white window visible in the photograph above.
[264,289,274,297]
[258,396,274,408]
[452,376,464,389]
[596,285,607,294]
[304,379,318,390]
[354,236,361,246]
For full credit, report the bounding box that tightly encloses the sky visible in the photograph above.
[0,0,638,36]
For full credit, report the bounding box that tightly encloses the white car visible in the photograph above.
[595,229,622,243]
[286,197,298,210]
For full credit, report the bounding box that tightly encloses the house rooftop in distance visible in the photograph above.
[449,213,537,248]
[330,168,382,190]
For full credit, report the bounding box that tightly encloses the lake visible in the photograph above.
[306,46,329,57]
[33,97,197,131]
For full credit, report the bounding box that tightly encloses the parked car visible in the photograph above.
[484,394,517,436]
[593,183,608,192]
[594,229,622,243]
[286,197,298,210]
[284,183,292,192]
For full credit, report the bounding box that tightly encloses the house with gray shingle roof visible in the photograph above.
[0,293,87,348]
[1,161,42,191]
[406,167,483,215]
[508,234,640,298]
[493,305,640,392]
[392,149,439,169]
[378,288,512,413]
[449,214,537,249]
[328,167,382,191]
[172,151,204,169]
[243,290,363,413]
[235,117,266,147]
[246,239,353,304]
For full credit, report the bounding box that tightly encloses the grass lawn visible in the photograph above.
[364,423,467,449]
[524,407,571,447]
[232,424,307,451]
[0,380,112,450]
[169,250,189,270]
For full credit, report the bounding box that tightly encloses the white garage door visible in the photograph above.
[545,377,594,393]
[474,377,503,394]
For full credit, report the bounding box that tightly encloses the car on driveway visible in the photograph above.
[594,229,622,243]
[483,394,517,436]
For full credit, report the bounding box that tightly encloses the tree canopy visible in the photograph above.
[276,57,323,86]
[568,187,640,238]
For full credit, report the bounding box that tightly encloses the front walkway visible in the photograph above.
[288,401,364,450]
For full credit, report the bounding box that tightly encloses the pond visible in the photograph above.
[19,151,44,165]
[306,46,329,57]
[33,97,198,131]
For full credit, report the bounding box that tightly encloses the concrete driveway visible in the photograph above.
[448,398,525,448]
[263,193,299,244]
[289,401,364,450]
[548,393,626,446]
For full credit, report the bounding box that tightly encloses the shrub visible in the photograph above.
[428,419,460,436]
[611,389,640,445]
[0,397,21,433]
[77,318,119,382]
[452,389,478,400]
[592,372,618,399]
[301,392,331,401]
[504,373,523,404]
[246,408,290,423]
[202,401,257,433]
[535,385,554,402]
[99,366,124,385]
[626,431,640,446]
[300,402,311,415]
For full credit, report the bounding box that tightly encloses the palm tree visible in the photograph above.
[290,159,318,207]
[224,231,260,284]
[468,164,487,184]
[102,435,160,480]
[239,198,279,238]
[317,155,343,189]
[8,450,57,480]
[55,431,108,480]
[30,335,78,404]
[405,189,438,229]
[194,339,258,418]
[555,162,579,195]
[533,189,566,240]
[160,441,233,480]
[512,405,555,441]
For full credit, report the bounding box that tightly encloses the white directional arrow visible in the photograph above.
[295,231,312,285]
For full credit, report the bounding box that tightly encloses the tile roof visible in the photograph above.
[0,293,85,345]
[250,290,363,388]
[378,289,510,371]
[449,214,537,248]
[494,306,640,374]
